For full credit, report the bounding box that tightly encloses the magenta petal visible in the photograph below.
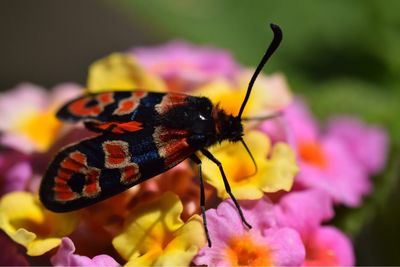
[264,227,305,266]
[194,198,305,266]
[305,226,354,266]
[327,117,388,175]
[0,149,32,196]
[132,40,240,84]
[297,136,371,207]
[283,98,320,143]
[275,190,334,236]
[51,237,119,267]
[203,200,248,246]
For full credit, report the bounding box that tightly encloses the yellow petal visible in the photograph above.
[0,192,79,256]
[236,70,293,111]
[113,192,205,266]
[87,53,166,93]
[261,142,299,192]
[16,110,61,152]
[202,131,298,199]
[194,71,292,118]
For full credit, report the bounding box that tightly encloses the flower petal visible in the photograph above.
[51,237,119,267]
[275,189,334,236]
[0,192,79,256]
[202,131,298,200]
[113,192,205,266]
[87,53,166,93]
[194,198,305,267]
[132,40,239,91]
[327,117,388,175]
[305,226,354,266]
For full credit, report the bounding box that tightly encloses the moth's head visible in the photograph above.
[224,115,243,142]
[213,107,243,142]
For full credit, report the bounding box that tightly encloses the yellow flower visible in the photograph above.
[0,192,79,256]
[16,110,61,152]
[87,53,166,93]
[0,83,82,153]
[201,131,298,199]
[112,192,205,266]
[194,71,292,117]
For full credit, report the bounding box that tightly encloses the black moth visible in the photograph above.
[40,24,283,247]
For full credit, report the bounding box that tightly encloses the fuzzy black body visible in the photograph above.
[40,90,243,212]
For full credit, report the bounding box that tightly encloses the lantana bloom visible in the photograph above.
[0,192,79,256]
[326,117,388,175]
[195,71,292,118]
[202,130,298,199]
[131,40,240,91]
[275,190,354,266]
[0,38,385,266]
[0,149,31,196]
[112,192,205,266]
[269,99,374,206]
[194,197,305,266]
[51,237,119,267]
[87,53,166,93]
[0,83,81,153]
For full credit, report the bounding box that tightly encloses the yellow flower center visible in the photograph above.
[16,110,61,152]
[298,141,327,169]
[225,234,272,266]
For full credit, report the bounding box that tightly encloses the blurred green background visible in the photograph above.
[1,1,399,264]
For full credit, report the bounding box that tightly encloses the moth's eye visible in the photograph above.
[199,114,206,121]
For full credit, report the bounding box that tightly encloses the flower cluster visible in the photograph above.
[0,41,388,266]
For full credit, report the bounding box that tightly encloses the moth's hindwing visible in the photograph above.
[40,126,196,212]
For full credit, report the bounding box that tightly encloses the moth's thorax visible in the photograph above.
[159,96,243,148]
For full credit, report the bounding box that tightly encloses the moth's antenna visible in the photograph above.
[240,138,258,178]
[237,23,283,119]
[242,111,283,122]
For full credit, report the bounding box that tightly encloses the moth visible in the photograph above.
[40,24,282,247]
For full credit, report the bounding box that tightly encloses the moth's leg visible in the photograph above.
[190,154,212,247]
[200,149,252,229]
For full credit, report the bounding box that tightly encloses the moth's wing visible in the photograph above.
[83,121,144,134]
[40,126,196,212]
[57,90,190,124]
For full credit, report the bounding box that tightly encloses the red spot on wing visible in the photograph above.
[113,91,148,116]
[84,169,101,197]
[89,121,143,134]
[155,93,188,115]
[103,140,131,168]
[120,163,141,184]
[102,140,141,184]
[68,92,114,117]
[54,151,101,202]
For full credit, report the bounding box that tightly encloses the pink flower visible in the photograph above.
[131,41,240,91]
[326,117,388,175]
[194,198,305,266]
[51,237,119,267]
[266,99,373,207]
[0,83,82,153]
[275,190,355,266]
[0,148,31,196]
